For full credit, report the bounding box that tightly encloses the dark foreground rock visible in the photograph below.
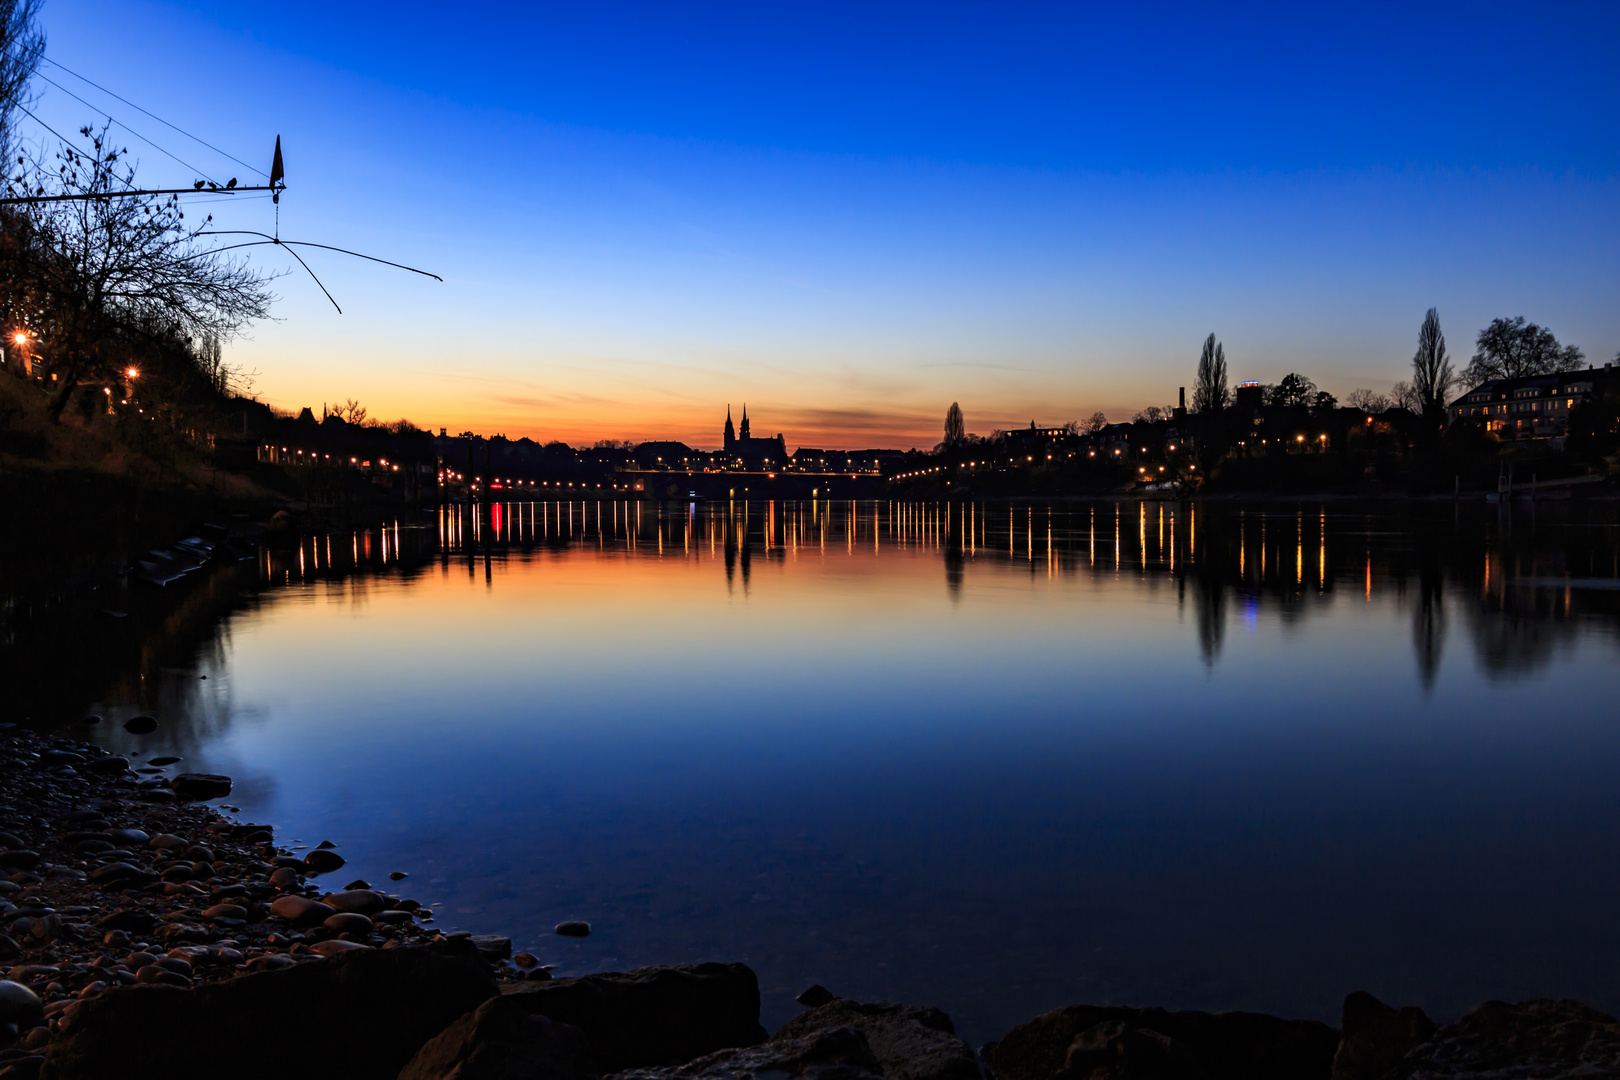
[40,940,496,1080]
[1333,992,1436,1080]
[400,994,596,1080]
[497,963,767,1073]
[982,1004,1338,1080]
[1388,998,1620,1079]
[774,998,980,1080]
[611,1025,885,1080]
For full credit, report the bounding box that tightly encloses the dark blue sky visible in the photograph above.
[31,1,1620,445]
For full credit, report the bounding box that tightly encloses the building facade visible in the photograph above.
[1447,369,1611,438]
[723,405,789,470]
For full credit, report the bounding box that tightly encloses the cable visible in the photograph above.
[41,56,268,179]
[32,69,217,181]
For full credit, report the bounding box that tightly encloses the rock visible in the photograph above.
[108,830,147,847]
[774,998,981,1080]
[374,910,415,925]
[982,1005,1338,1080]
[303,849,346,874]
[147,835,187,851]
[41,940,497,1080]
[797,984,836,1008]
[1059,1021,1206,1080]
[553,921,590,938]
[1387,998,1620,1079]
[1332,992,1436,1080]
[472,936,512,961]
[501,963,768,1072]
[83,757,129,776]
[316,840,336,849]
[391,871,408,880]
[147,757,180,767]
[344,879,372,890]
[168,774,231,800]
[399,994,595,1080]
[121,717,158,735]
[267,896,335,926]
[321,889,386,915]
[134,964,189,987]
[98,910,158,935]
[268,867,301,890]
[200,905,247,923]
[0,978,43,1028]
[610,1024,883,1080]
[0,853,39,872]
[323,913,374,936]
[514,953,539,970]
[85,863,151,887]
[308,939,371,956]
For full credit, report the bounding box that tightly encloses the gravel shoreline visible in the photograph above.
[0,722,537,1071]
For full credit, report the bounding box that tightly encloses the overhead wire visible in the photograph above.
[30,68,218,182]
[39,56,268,179]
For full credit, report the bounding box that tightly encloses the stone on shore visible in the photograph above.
[168,774,232,800]
[1,977,44,1028]
[121,717,157,734]
[773,997,982,1080]
[499,963,768,1073]
[322,889,387,915]
[399,995,596,1080]
[982,1004,1338,1080]
[553,921,590,938]
[611,1025,885,1080]
[1385,998,1620,1079]
[1332,992,1436,1080]
[267,895,335,926]
[303,849,347,874]
[40,940,497,1080]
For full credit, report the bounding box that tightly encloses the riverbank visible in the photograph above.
[5,722,1620,1080]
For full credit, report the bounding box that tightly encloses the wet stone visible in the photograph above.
[553,920,591,938]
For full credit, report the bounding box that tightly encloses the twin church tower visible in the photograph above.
[723,405,788,470]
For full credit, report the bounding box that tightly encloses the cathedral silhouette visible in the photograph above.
[723,405,788,470]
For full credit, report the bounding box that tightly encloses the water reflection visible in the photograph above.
[21,498,1620,1041]
[245,499,1620,685]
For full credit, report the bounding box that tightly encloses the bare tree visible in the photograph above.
[1464,316,1584,386]
[1410,307,1454,412]
[13,126,275,421]
[1390,380,1423,413]
[1192,333,1229,413]
[943,401,964,445]
[1133,405,1165,423]
[1346,388,1392,413]
[0,1,44,168]
[1085,411,1108,433]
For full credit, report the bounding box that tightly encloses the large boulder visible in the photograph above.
[1332,993,1436,1080]
[399,995,595,1080]
[610,1025,884,1080]
[1387,998,1620,1079]
[982,1005,1338,1080]
[773,998,981,1080]
[41,940,497,1080]
[498,963,767,1073]
[1054,1020,1206,1080]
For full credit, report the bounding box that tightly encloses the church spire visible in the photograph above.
[739,404,751,439]
[724,405,735,450]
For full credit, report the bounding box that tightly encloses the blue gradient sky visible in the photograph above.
[28,1,1620,447]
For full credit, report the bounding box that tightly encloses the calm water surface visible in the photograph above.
[65,500,1620,1040]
